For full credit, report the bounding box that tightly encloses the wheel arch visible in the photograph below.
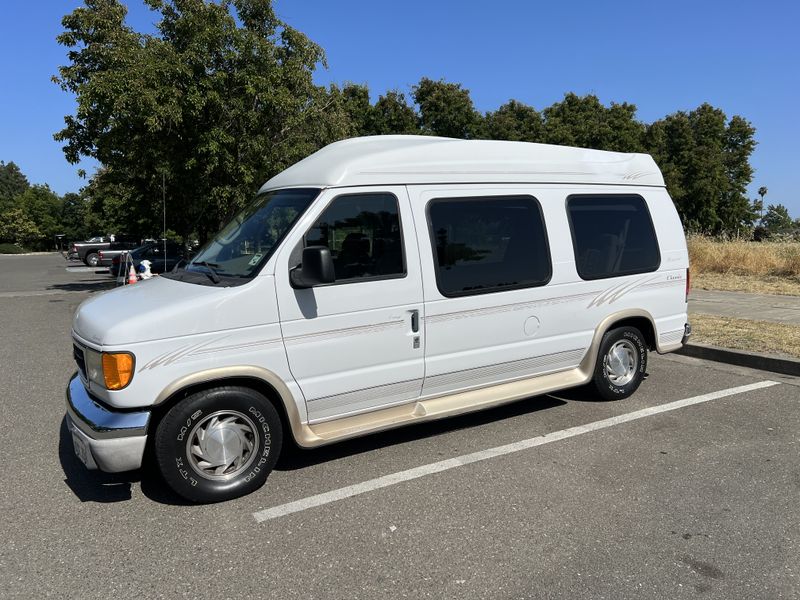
[150,366,309,448]
[578,309,659,378]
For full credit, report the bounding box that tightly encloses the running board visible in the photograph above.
[298,366,589,447]
[293,309,669,448]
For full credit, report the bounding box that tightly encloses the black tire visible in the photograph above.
[84,252,99,267]
[591,326,648,401]
[154,386,283,503]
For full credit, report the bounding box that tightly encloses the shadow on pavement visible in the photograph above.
[59,418,138,503]
[276,393,567,472]
[49,281,115,293]
[59,392,582,503]
[59,418,196,505]
[547,373,649,403]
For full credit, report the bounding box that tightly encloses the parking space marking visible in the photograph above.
[253,380,779,523]
[64,266,109,273]
[0,289,91,298]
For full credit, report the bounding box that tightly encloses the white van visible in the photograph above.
[66,136,691,502]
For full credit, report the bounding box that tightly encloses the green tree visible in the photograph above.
[337,83,374,136]
[752,198,763,220]
[0,161,30,212]
[757,186,768,221]
[55,0,350,242]
[718,115,757,231]
[645,104,756,232]
[542,93,645,152]
[485,100,543,142]
[762,204,793,231]
[412,78,484,139]
[0,208,41,246]
[16,185,64,240]
[370,91,419,135]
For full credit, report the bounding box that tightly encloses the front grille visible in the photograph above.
[73,344,87,378]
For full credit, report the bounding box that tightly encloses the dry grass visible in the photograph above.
[689,312,800,359]
[688,236,800,296]
[692,272,800,296]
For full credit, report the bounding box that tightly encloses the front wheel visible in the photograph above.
[154,386,283,503]
[591,326,648,401]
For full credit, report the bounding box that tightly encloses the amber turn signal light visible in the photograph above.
[102,352,135,390]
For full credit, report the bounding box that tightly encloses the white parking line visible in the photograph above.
[65,266,108,273]
[253,380,779,523]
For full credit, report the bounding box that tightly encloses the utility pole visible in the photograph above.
[162,172,167,272]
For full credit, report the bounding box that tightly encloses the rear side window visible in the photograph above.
[304,192,405,282]
[567,195,660,280]
[427,195,551,297]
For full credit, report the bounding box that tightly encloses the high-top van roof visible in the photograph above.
[260,135,665,192]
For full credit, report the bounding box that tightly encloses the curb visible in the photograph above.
[677,342,800,377]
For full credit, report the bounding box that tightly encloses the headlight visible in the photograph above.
[102,352,135,390]
[85,349,104,386]
[84,349,135,390]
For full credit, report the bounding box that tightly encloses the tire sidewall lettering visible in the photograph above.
[156,388,283,502]
[176,409,203,442]
[600,328,646,395]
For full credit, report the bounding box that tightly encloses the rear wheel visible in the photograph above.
[154,386,283,503]
[84,252,99,267]
[591,326,647,400]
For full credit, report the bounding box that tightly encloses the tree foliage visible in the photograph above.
[49,0,775,239]
[542,93,645,152]
[645,105,757,232]
[0,161,30,213]
[54,0,349,241]
[485,100,543,142]
[412,78,483,139]
[0,208,41,245]
[762,204,794,231]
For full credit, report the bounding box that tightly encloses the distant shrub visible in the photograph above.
[0,243,26,254]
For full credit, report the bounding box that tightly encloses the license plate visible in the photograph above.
[71,431,90,467]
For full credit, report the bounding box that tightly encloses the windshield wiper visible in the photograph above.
[193,260,221,284]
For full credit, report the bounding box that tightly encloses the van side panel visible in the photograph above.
[408,185,593,400]
[408,183,688,403]
[643,188,690,350]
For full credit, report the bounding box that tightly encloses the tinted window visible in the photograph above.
[567,195,660,280]
[305,193,404,282]
[428,196,551,297]
[186,188,319,280]
[138,243,182,259]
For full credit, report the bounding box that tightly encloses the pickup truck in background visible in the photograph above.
[69,236,140,267]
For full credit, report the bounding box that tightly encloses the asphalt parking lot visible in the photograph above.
[1,254,798,599]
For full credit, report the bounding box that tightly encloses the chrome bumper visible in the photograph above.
[65,373,150,472]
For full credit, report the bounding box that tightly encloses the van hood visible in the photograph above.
[72,276,278,346]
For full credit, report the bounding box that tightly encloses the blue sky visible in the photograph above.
[1,0,798,216]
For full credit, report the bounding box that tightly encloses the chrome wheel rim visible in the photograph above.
[604,340,638,386]
[186,410,259,480]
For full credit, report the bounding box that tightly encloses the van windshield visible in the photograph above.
[177,188,319,283]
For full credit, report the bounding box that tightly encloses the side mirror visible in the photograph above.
[290,246,335,289]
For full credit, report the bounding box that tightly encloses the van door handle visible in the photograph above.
[410,310,419,333]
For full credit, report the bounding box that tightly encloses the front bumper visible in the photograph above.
[65,373,151,472]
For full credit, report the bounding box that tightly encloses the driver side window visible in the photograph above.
[304,193,405,283]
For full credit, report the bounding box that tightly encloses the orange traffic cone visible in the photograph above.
[127,264,138,285]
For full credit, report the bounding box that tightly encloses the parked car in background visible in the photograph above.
[66,236,107,260]
[109,240,186,278]
[70,235,139,267]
